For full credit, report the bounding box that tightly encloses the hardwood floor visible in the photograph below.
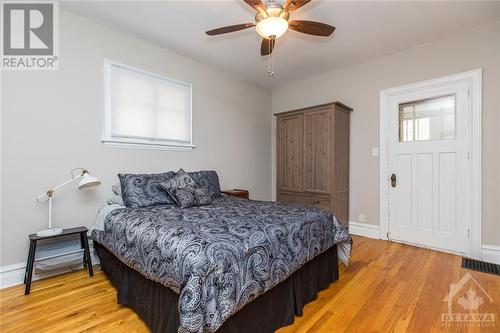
[1,236,499,332]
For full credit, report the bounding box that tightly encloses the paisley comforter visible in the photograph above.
[92,195,351,333]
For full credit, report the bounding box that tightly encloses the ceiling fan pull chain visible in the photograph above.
[268,39,275,77]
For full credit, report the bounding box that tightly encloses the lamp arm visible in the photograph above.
[36,168,87,202]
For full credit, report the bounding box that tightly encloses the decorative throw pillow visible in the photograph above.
[162,169,196,191]
[172,187,197,208]
[194,188,214,206]
[118,172,176,208]
[173,187,214,208]
[160,169,214,208]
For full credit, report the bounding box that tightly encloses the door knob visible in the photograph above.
[390,173,397,187]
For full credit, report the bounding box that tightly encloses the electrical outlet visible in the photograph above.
[358,214,366,223]
[372,146,379,156]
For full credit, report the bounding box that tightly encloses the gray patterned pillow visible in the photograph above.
[194,188,214,205]
[188,170,221,198]
[160,169,214,208]
[118,172,176,208]
[173,187,213,208]
[172,187,196,208]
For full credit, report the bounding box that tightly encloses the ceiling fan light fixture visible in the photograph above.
[256,16,289,39]
[206,0,334,58]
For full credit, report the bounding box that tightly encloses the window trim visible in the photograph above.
[102,59,194,151]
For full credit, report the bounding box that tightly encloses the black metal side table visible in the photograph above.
[24,226,93,295]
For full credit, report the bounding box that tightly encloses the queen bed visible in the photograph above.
[92,170,351,333]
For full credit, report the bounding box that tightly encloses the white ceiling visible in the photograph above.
[61,1,500,88]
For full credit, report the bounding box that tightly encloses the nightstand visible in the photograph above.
[222,189,249,199]
[24,226,93,295]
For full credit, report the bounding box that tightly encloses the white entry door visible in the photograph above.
[387,81,471,255]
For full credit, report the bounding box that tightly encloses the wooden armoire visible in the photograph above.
[275,102,352,225]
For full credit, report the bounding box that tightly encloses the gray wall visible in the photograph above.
[272,21,500,245]
[2,11,499,269]
[1,11,272,266]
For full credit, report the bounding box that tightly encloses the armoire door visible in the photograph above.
[277,114,303,192]
[303,109,331,194]
[332,108,350,224]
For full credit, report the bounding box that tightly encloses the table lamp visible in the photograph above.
[36,168,101,237]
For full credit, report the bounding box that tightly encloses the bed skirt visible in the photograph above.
[94,242,339,333]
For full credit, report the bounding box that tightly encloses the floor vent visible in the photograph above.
[462,258,500,276]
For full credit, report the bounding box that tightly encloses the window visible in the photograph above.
[399,95,456,142]
[103,60,193,150]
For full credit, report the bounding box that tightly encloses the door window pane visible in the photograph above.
[399,95,456,142]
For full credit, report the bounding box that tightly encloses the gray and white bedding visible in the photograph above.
[92,195,351,333]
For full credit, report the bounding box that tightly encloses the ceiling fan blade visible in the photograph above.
[243,0,266,12]
[288,20,336,36]
[284,0,311,12]
[206,23,255,36]
[261,38,275,56]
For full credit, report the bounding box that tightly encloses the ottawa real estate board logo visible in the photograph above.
[442,272,495,328]
[1,2,59,70]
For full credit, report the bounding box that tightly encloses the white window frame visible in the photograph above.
[102,59,194,151]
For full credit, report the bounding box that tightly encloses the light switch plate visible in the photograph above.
[372,146,379,156]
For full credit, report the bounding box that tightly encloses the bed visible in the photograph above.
[92,174,351,333]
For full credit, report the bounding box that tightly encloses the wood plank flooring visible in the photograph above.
[1,236,499,332]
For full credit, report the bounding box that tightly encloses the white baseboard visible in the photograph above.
[347,222,500,264]
[482,244,500,265]
[2,234,497,289]
[0,250,99,289]
[349,221,380,239]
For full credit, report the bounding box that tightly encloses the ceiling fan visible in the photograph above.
[205,0,335,56]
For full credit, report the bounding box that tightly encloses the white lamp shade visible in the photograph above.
[256,17,289,39]
[78,174,101,190]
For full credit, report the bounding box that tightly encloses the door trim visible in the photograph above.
[379,69,482,259]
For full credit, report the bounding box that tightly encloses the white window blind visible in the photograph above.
[103,60,193,150]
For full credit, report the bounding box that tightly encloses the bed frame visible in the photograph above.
[95,242,339,333]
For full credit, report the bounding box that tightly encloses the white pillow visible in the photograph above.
[112,184,121,196]
[107,195,124,206]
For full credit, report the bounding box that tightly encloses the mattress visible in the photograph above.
[92,195,351,332]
